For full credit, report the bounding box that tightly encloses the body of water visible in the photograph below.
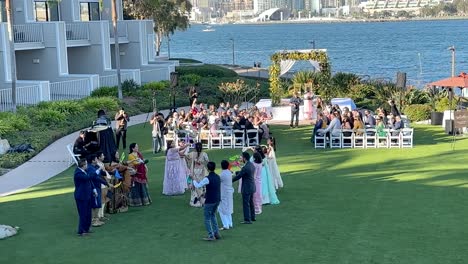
[167,20,468,86]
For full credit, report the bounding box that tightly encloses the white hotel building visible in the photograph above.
[0,0,177,109]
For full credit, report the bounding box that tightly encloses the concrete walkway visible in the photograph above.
[0,109,179,197]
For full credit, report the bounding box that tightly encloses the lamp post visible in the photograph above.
[449,45,455,77]
[309,40,316,49]
[230,38,235,65]
[170,72,178,110]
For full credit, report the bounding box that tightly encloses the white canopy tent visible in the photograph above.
[278,49,327,76]
[331,98,357,111]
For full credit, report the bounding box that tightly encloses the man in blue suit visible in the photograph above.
[74,158,95,236]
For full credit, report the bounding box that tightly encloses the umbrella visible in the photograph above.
[429,72,468,88]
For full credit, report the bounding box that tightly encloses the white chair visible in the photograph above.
[66,143,80,166]
[314,130,326,149]
[341,129,354,148]
[354,129,366,148]
[389,129,401,148]
[330,129,342,148]
[209,130,223,149]
[246,129,259,147]
[221,128,233,148]
[376,129,389,148]
[198,130,210,149]
[401,128,414,148]
[232,129,245,148]
[365,129,377,148]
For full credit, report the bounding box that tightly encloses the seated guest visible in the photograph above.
[353,115,365,136]
[391,115,403,136]
[363,110,376,127]
[73,131,96,157]
[319,112,341,137]
[376,117,387,137]
[313,113,325,137]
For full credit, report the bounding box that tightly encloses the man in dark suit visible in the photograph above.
[74,158,95,236]
[232,152,256,224]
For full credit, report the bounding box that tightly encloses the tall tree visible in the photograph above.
[124,0,191,56]
[5,0,17,112]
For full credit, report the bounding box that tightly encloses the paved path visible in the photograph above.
[0,108,181,197]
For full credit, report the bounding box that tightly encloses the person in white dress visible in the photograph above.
[218,160,234,230]
[266,137,283,189]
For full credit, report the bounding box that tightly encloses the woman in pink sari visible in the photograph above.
[303,90,314,120]
[252,152,263,215]
[163,141,188,196]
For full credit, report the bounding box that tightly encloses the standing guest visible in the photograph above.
[218,160,234,230]
[256,146,280,205]
[150,113,163,153]
[128,143,152,206]
[289,92,302,128]
[252,152,263,215]
[388,99,400,117]
[86,154,108,227]
[163,141,188,196]
[74,159,94,236]
[115,107,130,149]
[189,86,198,107]
[232,152,256,224]
[266,137,283,189]
[106,150,131,213]
[303,90,314,120]
[187,143,209,207]
[190,161,221,241]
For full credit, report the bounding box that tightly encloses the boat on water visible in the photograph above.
[202,26,216,32]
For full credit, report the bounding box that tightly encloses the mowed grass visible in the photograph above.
[1,124,468,264]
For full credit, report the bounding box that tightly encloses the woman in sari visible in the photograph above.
[266,137,283,189]
[128,143,151,207]
[105,151,131,213]
[255,146,280,205]
[187,142,209,207]
[252,152,263,215]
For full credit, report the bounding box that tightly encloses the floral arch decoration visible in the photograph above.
[269,50,331,105]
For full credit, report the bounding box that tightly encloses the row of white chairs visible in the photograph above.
[163,129,261,149]
[314,128,414,149]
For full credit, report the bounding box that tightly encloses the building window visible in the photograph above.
[80,2,100,21]
[34,1,59,21]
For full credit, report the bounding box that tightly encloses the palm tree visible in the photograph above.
[5,0,17,112]
[331,72,361,97]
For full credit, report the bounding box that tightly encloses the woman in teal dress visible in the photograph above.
[255,146,280,205]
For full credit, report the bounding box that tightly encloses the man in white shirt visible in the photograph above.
[319,112,341,137]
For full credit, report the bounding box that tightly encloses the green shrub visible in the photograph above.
[180,74,202,86]
[176,65,237,78]
[37,100,84,115]
[0,153,32,169]
[91,86,117,97]
[81,97,119,113]
[435,97,457,112]
[142,81,169,93]
[34,109,66,125]
[0,112,30,136]
[403,104,431,122]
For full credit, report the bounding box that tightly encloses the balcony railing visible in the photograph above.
[0,85,43,111]
[109,22,128,38]
[65,23,90,41]
[13,24,43,43]
[50,79,91,101]
[99,72,136,87]
[141,68,169,83]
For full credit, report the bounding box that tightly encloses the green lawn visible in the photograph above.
[1,124,468,264]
